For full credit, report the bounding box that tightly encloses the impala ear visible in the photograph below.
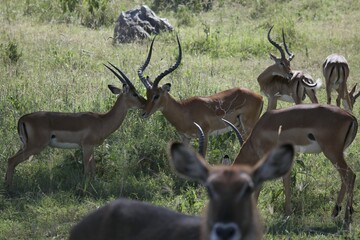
[108,84,121,95]
[269,53,277,61]
[122,84,130,93]
[252,144,294,187]
[169,142,209,184]
[162,83,171,92]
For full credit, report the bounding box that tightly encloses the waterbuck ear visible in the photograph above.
[252,144,294,187]
[108,84,121,95]
[162,83,171,92]
[169,142,209,184]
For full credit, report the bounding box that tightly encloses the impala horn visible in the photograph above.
[152,34,182,88]
[104,62,137,90]
[193,122,205,157]
[138,36,156,90]
[282,29,294,61]
[268,25,286,60]
[222,119,244,146]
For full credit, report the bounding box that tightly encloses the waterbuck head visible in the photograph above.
[169,142,295,240]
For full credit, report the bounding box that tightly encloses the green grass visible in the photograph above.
[1,0,360,239]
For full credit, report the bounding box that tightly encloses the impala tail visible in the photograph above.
[344,117,358,150]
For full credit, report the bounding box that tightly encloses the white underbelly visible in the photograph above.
[294,142,321,153]
[276,93,294,102]
[50,138,80,149]
[210,126,232,136]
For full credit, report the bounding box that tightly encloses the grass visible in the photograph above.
[0,0,360,239]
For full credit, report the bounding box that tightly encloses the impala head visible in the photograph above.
[267,26,294,80]
[138,35,182,118]
[104,62,146,109]
[169,142,294,240]
[349,83,360,107]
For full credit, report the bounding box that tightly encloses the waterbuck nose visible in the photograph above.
[214,223,240,240]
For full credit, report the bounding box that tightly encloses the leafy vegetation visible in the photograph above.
[0,0,360,239]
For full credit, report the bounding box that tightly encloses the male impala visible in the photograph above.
[322,54,357,112]
[231,104,357,227]
[138,35,263,154]
[258,27,320,110]
[69,142,295,240]
[5,63,146,187]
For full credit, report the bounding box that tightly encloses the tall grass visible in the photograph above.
[0,0,360,239]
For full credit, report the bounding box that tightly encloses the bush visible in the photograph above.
[2,40,22,65]
[152,0,212,12]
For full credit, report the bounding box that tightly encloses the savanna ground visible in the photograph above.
[0,0,360,239]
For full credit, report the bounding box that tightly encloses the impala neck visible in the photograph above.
[236,138,259,165]
[257,65,277,85]
[100,94,129,138]
[160,93,188,131]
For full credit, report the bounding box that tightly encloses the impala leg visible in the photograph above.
[326,152,355,226]
[306,89,319,104]
[340,86,352,111]
[326,82,332,105]
[282,171,292,216]
[5,147,43,187]
[332,181,346,218]
[82,146,95,176]
[336,95,341,107]
[267,97,277,111]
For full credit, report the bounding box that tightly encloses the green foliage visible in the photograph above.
[2,40,22,64]
[152,0,213,12]
[1,0,360,239]
[78,0,113,29]
[60,0,79,12]
[174,5,195,27]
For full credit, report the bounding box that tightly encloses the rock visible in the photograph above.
[113,5,173,44]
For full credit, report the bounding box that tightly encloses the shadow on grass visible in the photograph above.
[266,216,350,237]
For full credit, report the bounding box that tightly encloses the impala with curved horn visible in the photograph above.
[5,63,146,187]
[233,104,357,227]
[70,138,294,240]
[258,26,320,110]
[322,54,359,112]
[138,35,263,154]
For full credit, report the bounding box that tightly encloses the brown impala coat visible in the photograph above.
[235,104,357,227]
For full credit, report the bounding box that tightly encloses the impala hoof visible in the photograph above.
[331,204,341,218]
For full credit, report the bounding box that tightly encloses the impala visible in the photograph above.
[138,35,263,154]
[322,54,358,112]
[258,27,320,110]
[5,63,146,187]
[231,104,357,227]
[69,142,295,240]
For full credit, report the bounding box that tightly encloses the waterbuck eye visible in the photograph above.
[153,95,160,100]
[132,93,138,97]
[206,185,215,199]
[206,185,214,198]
